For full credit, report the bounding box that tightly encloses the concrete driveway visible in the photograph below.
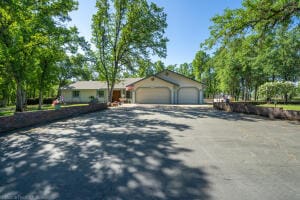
[0,105,299,200]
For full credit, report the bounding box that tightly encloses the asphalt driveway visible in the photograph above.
[0,105,299,200]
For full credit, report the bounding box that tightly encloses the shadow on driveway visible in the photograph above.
[0,106,211,200]
[124,105,265,122]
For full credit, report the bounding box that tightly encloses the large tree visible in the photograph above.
[201,0,299,101]
[0,0,79,111]
[177,63,194,79]
[92,0,168,102]
[192,50,210,81]
[207,0,299,47]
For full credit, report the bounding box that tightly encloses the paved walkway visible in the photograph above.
[0,106,299,200]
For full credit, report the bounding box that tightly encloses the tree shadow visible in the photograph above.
[0,107,211,200]
[125,105,266,122]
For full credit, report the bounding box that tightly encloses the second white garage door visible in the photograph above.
[178,87,199,104]
[136,87,171,104]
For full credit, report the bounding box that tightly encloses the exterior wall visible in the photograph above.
[62,89,108,103]
[199,90,204,104]
[0,103,108,133]
[98,89,108,103]
[157,71,204,104]
[157,71,202,89]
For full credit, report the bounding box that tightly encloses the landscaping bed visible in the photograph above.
[0,104,89,117]
[213,102,300,121]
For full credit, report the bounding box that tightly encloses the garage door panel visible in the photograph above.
[136,88,170,104]
[178,88,198,104]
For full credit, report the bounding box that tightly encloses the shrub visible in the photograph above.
[26,98,56,105]
[258,81,297,103]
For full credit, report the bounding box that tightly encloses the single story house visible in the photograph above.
[61,70,204,104]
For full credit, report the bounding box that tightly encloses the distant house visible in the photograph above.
[61,70,204,104]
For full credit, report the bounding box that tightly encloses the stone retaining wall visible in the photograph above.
[0,103,108,133]
[213,102,300,121]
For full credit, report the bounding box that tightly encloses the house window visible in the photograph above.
[97,90,105,98]
[126,91,131,99]
[72,91,80,98]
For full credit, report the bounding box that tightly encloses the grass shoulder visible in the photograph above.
[0,104,89,117]
[257,104,300,111]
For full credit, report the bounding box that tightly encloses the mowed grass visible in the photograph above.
[0,104,89,117]
[258,104,300,111]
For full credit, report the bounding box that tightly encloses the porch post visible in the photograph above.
[174,87,178,104]
[199,90,204,104]
[171,88,174,104]
[132,90,136,103]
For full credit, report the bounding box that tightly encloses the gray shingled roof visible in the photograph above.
[61,78,142,90]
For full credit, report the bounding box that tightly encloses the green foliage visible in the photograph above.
[258,81,297,102]
[91,0,167,101]
[258,82,279,100]
[200,0,299,101]
[258,104,300,111]
[192,51,210,81]
[0,0,91,111]
[177,63,194,79]
[207,0,299,47]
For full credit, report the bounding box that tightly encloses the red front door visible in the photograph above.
[112,90,121,102]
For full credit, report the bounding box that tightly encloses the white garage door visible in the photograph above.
[136,87,171,104]
[178,88,199,104]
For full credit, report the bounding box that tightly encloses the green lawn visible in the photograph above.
[0,104,89,117]
[258,104,300,111]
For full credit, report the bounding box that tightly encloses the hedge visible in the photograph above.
[26,98,56,105]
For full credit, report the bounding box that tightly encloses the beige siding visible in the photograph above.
[133,77,175,104]
[61,89,99,103]
[61,90,72,102]
[134,77,174,88]
[157,71,202,89]
[157,71,204,104]
[97,89,108,103]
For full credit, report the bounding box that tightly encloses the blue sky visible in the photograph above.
[69,0,242,65]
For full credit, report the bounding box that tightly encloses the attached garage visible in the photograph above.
[136,87,171,104]
[178,87,199,104]
[128,71,204,104]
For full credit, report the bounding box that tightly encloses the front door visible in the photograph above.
[112,90,121,102]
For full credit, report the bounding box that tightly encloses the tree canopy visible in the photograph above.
[1,0,299,110]
[91,0,168,102]
[200,0,299,100]
[0,0,91,111]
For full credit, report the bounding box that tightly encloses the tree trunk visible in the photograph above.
[57,80,63,97]
[254,85,258,101]
[284,94,288,104]
[22,89,26,108]
[38,75,44,110]
[16,81,24,112]
[38,88,43,110]
[272,74,275,82]
[108,83,115,103]
[1,89,8,107]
